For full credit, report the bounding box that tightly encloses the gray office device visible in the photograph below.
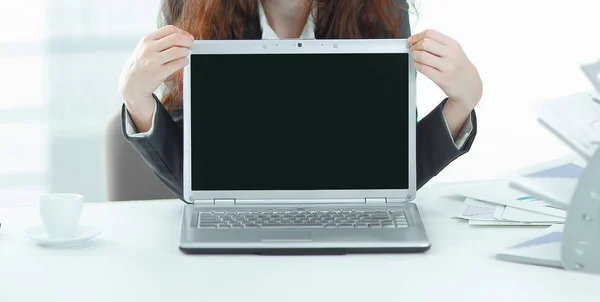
[178,39,430,254]
[561,147,600,274]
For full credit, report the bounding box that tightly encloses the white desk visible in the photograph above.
[1,186,599,302]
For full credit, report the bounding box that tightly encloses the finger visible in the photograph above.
[153,33,194,52]
[408,29,453,46]
[411,50,444,71]
[411,38,447,58]
[413,61,443,83]
[144,25,186,41]
[159,57,189,80]
[158,46,191,65]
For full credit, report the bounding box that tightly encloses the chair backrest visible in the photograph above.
[104,112,176,201]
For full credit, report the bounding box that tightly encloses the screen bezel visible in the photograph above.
[183,39,416,204]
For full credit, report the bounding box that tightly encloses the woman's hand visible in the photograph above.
[408,29,482,137]
[118,25,194,132]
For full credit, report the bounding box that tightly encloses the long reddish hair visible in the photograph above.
[159,0,411,111]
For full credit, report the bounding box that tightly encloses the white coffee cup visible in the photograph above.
[39,193,84,239]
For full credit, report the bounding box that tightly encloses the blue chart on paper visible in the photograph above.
[509,232,563,250]
[525,163,584,180]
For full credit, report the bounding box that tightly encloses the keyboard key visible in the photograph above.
[370,215,391,220]
[198,224,217,228]
[361,220,383,224]
[262,223,323,228]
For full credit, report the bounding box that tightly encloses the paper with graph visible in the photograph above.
[453,198,559,226]
[452,179,567,218]
[495,225,564,268]
[536,91,600,160]
[510,161,584,210]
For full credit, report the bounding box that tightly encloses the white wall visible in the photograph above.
[410,0,600,183]
[0,0,598,206]
[0,0,161,206]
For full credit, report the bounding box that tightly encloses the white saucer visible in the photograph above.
[22,225,101,248]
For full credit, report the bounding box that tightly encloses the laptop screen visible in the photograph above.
[190,52,410,191]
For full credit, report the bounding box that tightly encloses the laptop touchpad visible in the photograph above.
[260,231,313,242]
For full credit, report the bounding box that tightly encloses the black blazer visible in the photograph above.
[121,3,477,201]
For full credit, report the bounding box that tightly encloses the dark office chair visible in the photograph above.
[104,112,176,201]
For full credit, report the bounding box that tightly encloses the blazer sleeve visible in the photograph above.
[121,94,186,200]
[396,0,478,189]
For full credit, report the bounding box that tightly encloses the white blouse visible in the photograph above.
[126,1,473,148]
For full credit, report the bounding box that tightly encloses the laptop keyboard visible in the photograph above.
[197,208,408,229]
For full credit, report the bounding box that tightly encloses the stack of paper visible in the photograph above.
[493,62,600,268]
[453,198,563,226]
[509,61,596,207]
[452,179,567,226]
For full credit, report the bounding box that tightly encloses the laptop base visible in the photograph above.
[179,245,431,255]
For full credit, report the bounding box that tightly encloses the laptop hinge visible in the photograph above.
[213,198,236,206]
[365,197,387,204]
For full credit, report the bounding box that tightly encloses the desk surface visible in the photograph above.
[1,186,599,302]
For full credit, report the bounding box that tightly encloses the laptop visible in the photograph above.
[179,39,430,254]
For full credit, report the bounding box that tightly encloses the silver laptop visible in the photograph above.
[179,39,430,254]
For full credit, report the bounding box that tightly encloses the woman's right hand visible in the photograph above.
[118,25,194,132]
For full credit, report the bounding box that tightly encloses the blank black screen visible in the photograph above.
[190,53,409,190]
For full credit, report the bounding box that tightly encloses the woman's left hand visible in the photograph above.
[408,29,483,113]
